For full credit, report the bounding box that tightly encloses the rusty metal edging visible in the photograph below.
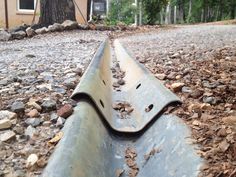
[42,102,203,177]
[71,39,181,133]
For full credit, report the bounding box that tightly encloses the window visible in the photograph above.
[17,0,36,12]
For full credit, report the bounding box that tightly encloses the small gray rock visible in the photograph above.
[35,27,48,34]
[181,86,192,93]
[11,101,25,113]
[42,99,57,112]
[50,113,58,123]
[62,20,78,30]
[56,117,65,128]
[25,118,41,127]
[0,29,11,41]
[48,23,64,32]
[25,125,36,138]
[203,96,217,105]
[11,30,26,40]
[26,27,35,37]
[63,77,77,89]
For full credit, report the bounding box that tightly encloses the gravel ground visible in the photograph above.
[120,25,236,176]
[0,25,236,177]
[0,30,106,176]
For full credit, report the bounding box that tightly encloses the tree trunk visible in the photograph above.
[178,0,185,23]
[39,0,76,25]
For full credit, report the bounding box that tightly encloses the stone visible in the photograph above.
[25,118,41,127]
[25,125,36,138]
[181,86,192,93]
[118,79,125,85]
[0,29,11,41]
[222,116,236,125]
[11,30,26,40]
[27,101,42,111]
[13,125,24,135]
[26,154,38,168]
[42,99,57,112]
[0,79,8,86]
[0,131,16,142]
[63,77,77,89]
[0,119,12,130]
[56,117,66,127]
[62,20,78,30]
[75,67,83,76]
[171,82,185,92]
[25,27,35,37]
[203,96,217,105]
[48,23,64,32]
[27,109,39,118]
[37,157,47,167]
[50,113,58,123]
[155,73,166,80]
[57,104,73,118]
[78,24,90,30]
[11,101,25,113]
[35,27,48,34]
[0,111,17,120]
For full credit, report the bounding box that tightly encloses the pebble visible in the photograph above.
[63,77,77,89]
[25,125,37,138]
[50,113,58,123]
[41,99,57,112]
[181,86,192,93]
[0,111,17,120]
[171,82,185,92]
[0,131,16,142]
[26,154,38,168]
[27,101,42,111]
[27,109,39,118]
[11,101,25,113]
[57,104,73,118]
[155,73,166,80]
[56,117,66,128]
[25,118,41,127]
[0,119,12,130]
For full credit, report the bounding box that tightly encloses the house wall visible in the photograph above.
[0,0,87,29]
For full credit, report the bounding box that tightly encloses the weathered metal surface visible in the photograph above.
[71,39,181,133]
[42,101,203,177]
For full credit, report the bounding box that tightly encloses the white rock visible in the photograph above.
[0,30,11,41]
[48,23,64,32]
[35,27,48,34]
[0,110,17,120]
[0,131,16,142]
[26,27,35,37]
[26,154,38,168]
[0,119,12,130]
[62,20,78,30]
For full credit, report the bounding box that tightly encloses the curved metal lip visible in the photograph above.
[71,39,182,133]
[72,92,181,133]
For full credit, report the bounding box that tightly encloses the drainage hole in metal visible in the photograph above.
[100,100,105,108]
[136,83,141,89]
[102,80,106,85]
[145,104,154,112]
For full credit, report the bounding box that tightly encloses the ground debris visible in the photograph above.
[144,147,161,162]
[125,147,139,177]
[113,101,134,119]
[122,28,236,176]
[115,169,125,177]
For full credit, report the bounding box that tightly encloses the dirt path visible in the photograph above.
[120,25,236,177]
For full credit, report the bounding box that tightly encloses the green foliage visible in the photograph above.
[107,0,235,25]
[107,0,136,25]
[142,0,169,24]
